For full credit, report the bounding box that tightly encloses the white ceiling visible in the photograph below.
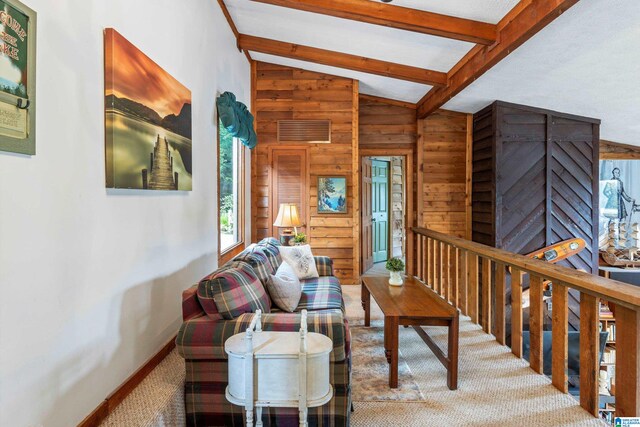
[224,0,517,102]
[226,0,640,145]
[443,0,640,145]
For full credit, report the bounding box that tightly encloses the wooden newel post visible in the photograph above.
[616,305,640,418]
[174,172,179,190]
[141,169,148,189]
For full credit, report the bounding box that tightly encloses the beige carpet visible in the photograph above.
[100,284,607,427]
[101,350,185,427]
[343,285,606,427]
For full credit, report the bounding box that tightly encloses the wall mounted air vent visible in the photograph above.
[277,120,331,143]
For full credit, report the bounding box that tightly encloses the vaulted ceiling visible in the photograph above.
[222,0,640,145]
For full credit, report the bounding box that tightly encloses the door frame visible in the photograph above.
[359,148,414,275]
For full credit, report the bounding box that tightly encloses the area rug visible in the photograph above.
[351,325,425,402]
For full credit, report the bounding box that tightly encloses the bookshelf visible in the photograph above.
[599,302,616,425]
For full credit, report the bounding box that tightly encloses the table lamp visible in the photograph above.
[273,203,302,246]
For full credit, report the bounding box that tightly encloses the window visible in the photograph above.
[218,119,244,262]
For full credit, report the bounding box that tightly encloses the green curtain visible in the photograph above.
[216,92,257,149]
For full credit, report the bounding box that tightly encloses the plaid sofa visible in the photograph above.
[176,239,351,426]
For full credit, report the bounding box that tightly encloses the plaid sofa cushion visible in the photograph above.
[256,237,282,271]
[297,275,345,313]
[177,308,347,362]
[197,263,271,320]
[232,246,274,286]
[314,256,334,277]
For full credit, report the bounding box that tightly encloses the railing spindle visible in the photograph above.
[495,263,506,345]
[511,269,523,358]
[468,253,479,323]
[451,247,458,308]
[422,236,427,284]
[437,241,443,295]
[430,239,436,289]
[411,227,640,421]
[416,234,423,280]
[551,282,568,393]
[458,249,467,314]
[616,305,640,417]
[424,237,430,285]
[481,257,492,334]
[579,293,600,416]
[444,244,450,301]
[529,274,544,374]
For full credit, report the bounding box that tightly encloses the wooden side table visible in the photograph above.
[225,310,333,427]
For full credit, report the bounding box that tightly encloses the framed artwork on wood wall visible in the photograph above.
[104,28,192,191]
[0,0,36,155]
[318,176,347,214]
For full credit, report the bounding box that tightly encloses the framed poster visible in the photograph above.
[318,176,347,214]
[104,28,192,191]
[0,0,36,155]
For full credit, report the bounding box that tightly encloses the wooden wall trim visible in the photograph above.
[416,118,425,228]
[601,139,640,159]
[251,60,258,243]
[77,336,177,427]
[465,113,473,240]
[352,80,361,282]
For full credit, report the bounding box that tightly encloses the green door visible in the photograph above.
[372,160,389,263]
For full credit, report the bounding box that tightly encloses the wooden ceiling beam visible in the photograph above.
[239,34,447,87]
[251,0,497,45]
[417,0,580,119]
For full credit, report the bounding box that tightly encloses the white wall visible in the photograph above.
[0,1,251,425]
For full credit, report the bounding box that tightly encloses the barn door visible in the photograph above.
[361,157,373,272]
[270,149,308,238]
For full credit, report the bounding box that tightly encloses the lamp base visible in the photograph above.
[279,230,295,246]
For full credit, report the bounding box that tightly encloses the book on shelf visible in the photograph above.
[603,347,616,364]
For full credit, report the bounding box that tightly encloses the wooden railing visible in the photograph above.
[413,227,640,418]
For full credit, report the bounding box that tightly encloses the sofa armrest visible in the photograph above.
[314,256,334,277]
[182,284,208,321]
[176,309,347,362]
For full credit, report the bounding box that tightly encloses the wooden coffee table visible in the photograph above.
[361,275,459,389]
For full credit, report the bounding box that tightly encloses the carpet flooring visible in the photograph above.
[100,284,607,427]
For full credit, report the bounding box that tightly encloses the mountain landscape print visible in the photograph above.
[104,28,192,190]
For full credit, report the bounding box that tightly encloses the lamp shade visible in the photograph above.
[273,203,302,228]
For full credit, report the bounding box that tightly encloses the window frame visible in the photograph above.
[217,121,246,265]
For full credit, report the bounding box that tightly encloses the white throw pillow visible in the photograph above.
[279,244,320,280]
[266,261,302,312]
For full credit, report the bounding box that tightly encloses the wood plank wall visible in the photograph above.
[420,109,472,238]
[252,66,472,283]
[358,96,417,151]
[252,62,359,284]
